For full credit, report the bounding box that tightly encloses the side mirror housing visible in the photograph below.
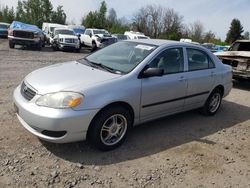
[139,67,164,78]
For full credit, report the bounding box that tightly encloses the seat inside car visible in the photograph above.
[157,50,182,73]
[189,54,207,70]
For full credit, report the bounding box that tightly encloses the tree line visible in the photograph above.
[0,0,66,28]
[0,0,248,44]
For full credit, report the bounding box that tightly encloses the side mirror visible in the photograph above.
[77,34,81,38]
[89,33,92,37]
[139,67,164,78]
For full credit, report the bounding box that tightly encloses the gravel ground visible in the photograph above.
[0,38,250,188]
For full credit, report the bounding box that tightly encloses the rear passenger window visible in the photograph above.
[187,48,215,71]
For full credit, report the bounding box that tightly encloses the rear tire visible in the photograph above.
[9,41,15,49]
[87,106,132,151]
[200,88,222,116]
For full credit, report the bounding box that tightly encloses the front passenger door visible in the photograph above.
[140,47,188,122]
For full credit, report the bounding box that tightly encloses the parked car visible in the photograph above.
[68,25,85,47]
[214,45,229,53]
[202,43,216,52]
[215,40,250,80]
[112,34,129,41]
[13,40,232,150]
[124,31,150,39]
[8,21,45,50]
[42,22,67,44]
[81,28,117,51]
[51,28,80,52]
[0,22,10,38]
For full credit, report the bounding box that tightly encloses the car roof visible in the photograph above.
[127,39,202,48]
[0,22,10,26]
[55,28,72,31]
[235,40,250,43]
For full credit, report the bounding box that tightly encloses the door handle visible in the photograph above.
[211,71,215,77]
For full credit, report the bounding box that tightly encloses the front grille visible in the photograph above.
[65,38,75,43]
[21,82,36,101]
[13,30,34,39]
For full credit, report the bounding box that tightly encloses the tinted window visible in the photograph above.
[187,48,214,71]
[149,48,184,74]
[229,42,250,51]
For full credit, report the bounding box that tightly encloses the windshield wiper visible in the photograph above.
[82,58,122,74]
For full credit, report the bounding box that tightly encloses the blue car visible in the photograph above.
[0,22,10,38]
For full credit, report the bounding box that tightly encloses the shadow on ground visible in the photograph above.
[42,99,250,165]
[233,79,250,91]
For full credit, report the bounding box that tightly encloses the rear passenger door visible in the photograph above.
[184,48,216,110]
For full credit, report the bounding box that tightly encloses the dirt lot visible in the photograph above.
[0,38,250,188]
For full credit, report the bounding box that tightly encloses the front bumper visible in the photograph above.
[9,36,41,45]
[13,85,99,143]
[232,69,250,79]
[59,42,80,50]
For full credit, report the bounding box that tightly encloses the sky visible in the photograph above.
[1,0,250,40]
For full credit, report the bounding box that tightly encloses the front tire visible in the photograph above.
[91,41,97,52]
[87,106,132,151]
[201,88,222,116]
[9,41,15,49]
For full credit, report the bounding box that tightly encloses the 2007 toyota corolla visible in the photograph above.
[13,39,232,150]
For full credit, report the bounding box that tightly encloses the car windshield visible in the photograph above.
[93,30,109,35]
[0,24,8,29]
[78,41,157,74]
[73,28,85,34]
[55,29,74,35]
[229,42,250,51]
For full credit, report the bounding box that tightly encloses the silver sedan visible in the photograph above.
[13,39,232,150]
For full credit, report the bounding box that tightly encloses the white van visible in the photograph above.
[124,31,150,40]
[42,22,67,44]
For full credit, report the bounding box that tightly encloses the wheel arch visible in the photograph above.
[86,101,135,139]
[213,84,224,96]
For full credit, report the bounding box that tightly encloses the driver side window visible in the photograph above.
[149,48,184,74]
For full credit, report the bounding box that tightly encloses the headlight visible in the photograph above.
[59,38,63,42]
[96,37,101,42]
[36,92,84,109]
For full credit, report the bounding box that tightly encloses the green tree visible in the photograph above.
[82,1,107,29]
[243,31,249,40]
[16,1,25,22]
[226,18,244,43]
[51,5,67,24]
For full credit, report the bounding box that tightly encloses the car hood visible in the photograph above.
[95,34,113,38]
[25,61,121,94]
[214,51,250,58]
[58,34,78,39]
